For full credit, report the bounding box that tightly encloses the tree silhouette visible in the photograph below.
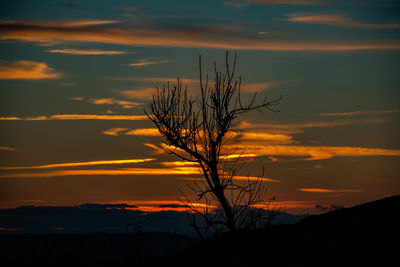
[145,52,281,234]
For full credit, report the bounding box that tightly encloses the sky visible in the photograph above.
[0,0,399,215]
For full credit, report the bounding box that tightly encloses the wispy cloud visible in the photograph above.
[47,48,130,55]
[52,19,120,27]
[117,77,287,100]
[238,132,295,144]
[1,19,399,51]
[0,167,200,179]
[0,60,61,80]
[319,109,398,117]
[89,98,141,109]
[231,0,326,5]
[128,59,173,67]
[69,96,141,109]
[224,144,400,160]
[236,117,391,134]
[125,128,160,137]
[101,128,130,136]
[231,0,400,6]
[0,114,148,121]
[297,188,362,193]
[101,127,160,137]
[283,13,400,29]
[0,158,155,170]
[0,146,16,151]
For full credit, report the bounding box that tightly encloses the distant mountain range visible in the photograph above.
[0,203,305,237]
[0,195,398,266]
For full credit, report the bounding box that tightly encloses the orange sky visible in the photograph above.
[0,0,399,215]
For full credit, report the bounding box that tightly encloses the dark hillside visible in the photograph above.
[0,232,196,267]
[161,195,399,266]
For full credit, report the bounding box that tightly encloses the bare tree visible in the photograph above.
[145,51,281,234]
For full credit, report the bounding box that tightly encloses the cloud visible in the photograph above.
[47,48,130,55]
[236,117,391,134]
[0,60,61,80]
[0,146,16,151]
[238,132,295,144]
[231,0,326,5]
[88,98,141,109]
[223,144,400,160]
[0,158,156,170]
[125,128,160,137]
[117,78,287,101]
[0,167,200,179]
[100,128,160,137]
[145,141,400,161]
[120,88,157,100]
[228,175,280,182]
[1,19,399,51]
[283,13,400,29]
[79,203,139,209]
[54,20,120,27]
[297,188,362,193]
[232,0,400,6]
[160,161,199,167]
[129,59,173,67]
[319,109,398,117]
[223,1,248,8]
[101,128,130,136]
[0,114,148,121]
[69,96,141,109]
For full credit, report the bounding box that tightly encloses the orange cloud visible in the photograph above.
[224,144,400,160]
[0,60,60,80]
[297,188,362,193]
[319,109,398,117]
[160,161,199,167]
[238,132,294,144]
[0,116,22,120]
[221,153,258,160]
[118,78,287,100]
[0,146,16,151]
[129,59,173,67]
[227,175,280,182]
[101,128,161,137]
[120,88,157,100]
[69,96,141,109]
[88,98,141,109]
[0,158,156,170]
[0,114,148,121]
[47,48,130,55]
[110,200,215,213]
[49,19,120,27]
[1,20,399,51]
[284,13,400,29]
[125,128,160,137]
[236,117,391,134]
[234,0,325,5]
[0,166,200,178]
[144,143,165,154]
[101,128,130,136]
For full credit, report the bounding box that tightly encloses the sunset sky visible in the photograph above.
[0,0,399,214]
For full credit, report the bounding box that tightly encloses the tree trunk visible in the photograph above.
[211,172,236,232]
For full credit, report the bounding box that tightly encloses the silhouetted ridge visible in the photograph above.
[300,195,400,226]
[160,195,399,266]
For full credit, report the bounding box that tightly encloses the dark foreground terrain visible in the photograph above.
[162,195,399,266]
[1,195,399,266]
